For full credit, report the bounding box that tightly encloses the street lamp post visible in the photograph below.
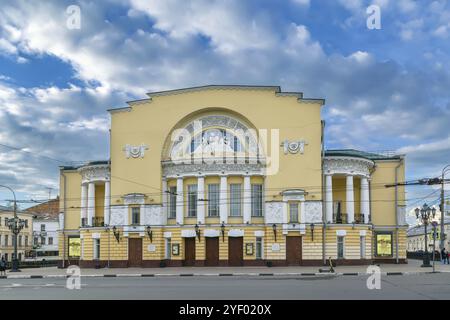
[415,203,436,268]
[0,185,24,272]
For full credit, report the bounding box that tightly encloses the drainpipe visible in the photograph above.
[60,169,67,268]
[394,158,404,264]
[321,120,326,265]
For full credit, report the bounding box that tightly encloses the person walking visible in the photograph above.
[441,248,449,265]
[0,256,6,276]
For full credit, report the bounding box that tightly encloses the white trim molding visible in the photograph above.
[204,229,220,237]
[228,229,244,237]
[181,229,197,238]
[323,156,374,178]
[336,230,347,236]
[78,164,110,184]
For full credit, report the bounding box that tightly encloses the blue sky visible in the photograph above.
[0,0,449,224]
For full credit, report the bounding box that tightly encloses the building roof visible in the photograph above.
[108,85,326,112]
[25,198,59,220]
[325,149,402,161]
[60,160,109,171]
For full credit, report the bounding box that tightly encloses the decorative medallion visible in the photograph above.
[123,144,149,158]
[281,140,308,154]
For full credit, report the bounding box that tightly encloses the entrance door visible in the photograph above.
[228,237,243,266]
[128,238,143,267]
[205,237,219,266]
[184,237,196,266]
[286,236,302,266]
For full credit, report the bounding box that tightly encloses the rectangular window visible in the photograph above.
[360,236,366,259]
[165,238,171,259]
[41,224,46,232]
[187,184,198,217]
[93,239,100,260]
[25,236,28,247]
[289,203,299,223]
[40,236,46,245]
[18,235,22,247]
[337,236,345,259]
[375,232,393,257]
[34,237,38,246]
[251,184,263,217]
[169,186,177,219]
[256,237,263,260]
[229,184,242,216]
[208,184,220,217]
[68,237,81,258]
[131,207,140,225]
[4,235,8,247]
[48,237,53,245]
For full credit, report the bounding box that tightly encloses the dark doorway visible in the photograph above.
[228,237,243,266]
[286,236,302,266]
[205,237,219,266]
[128,238,143,267]
[184,237,196,266]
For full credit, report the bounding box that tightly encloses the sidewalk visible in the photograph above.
[1,259,449,279]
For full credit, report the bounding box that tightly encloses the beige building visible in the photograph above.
[0,205,34,262]
[58,85,407,268]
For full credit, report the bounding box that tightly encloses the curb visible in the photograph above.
[0,270,446,280]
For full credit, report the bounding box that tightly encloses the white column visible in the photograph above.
[103,180,110,225]
[361,177,370,223]
[197,176,205,224]
[80,184,87,226]
[346,175,355,223]
[243,175,252,224]
[325,174,333,223]
[219,175,228,224]
[162,177,168,216]
[176,177,184,225]
[87,182,95,226]
[300,200,306,224]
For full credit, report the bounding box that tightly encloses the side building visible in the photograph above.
[0,205,34,262]
[26,199,60,260]
[57,85,407,268]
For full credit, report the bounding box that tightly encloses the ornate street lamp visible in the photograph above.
[146,225,153,243]
[0,185,21,272]
[195,224,201,241]
[112,226,120,243]
[415,203,436,268]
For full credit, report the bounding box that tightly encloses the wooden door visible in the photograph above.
[205,237,219,266]
[286,236,302,265]
[184,237,196,266]
[228,237,243,266]
[128,238,143,267]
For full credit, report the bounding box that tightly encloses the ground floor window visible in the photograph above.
[68,236,81,258]
[165,238,171,259]
[93,238,100,260]
[337,236,345,259]
[360,236,366,259]
[375,232,393,257]
[256,237,263,259]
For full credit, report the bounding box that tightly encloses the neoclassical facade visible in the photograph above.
[58,85,407,267]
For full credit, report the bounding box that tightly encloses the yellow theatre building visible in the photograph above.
[57,85,407,268]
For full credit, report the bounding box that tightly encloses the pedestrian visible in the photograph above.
[0,256,6,276]
[442,248,449,264]
[447,250,450,265]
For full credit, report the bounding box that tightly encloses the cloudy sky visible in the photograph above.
[0,0,449,223]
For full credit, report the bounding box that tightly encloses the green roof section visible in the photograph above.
[325,149,402,161]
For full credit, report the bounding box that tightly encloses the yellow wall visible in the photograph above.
[59,170,81,230]
[371,159,405,226]
[110,89,323,205]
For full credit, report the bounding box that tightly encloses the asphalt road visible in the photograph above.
[0,273,449,300]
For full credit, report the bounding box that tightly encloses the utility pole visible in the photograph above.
[441,165,450,253]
